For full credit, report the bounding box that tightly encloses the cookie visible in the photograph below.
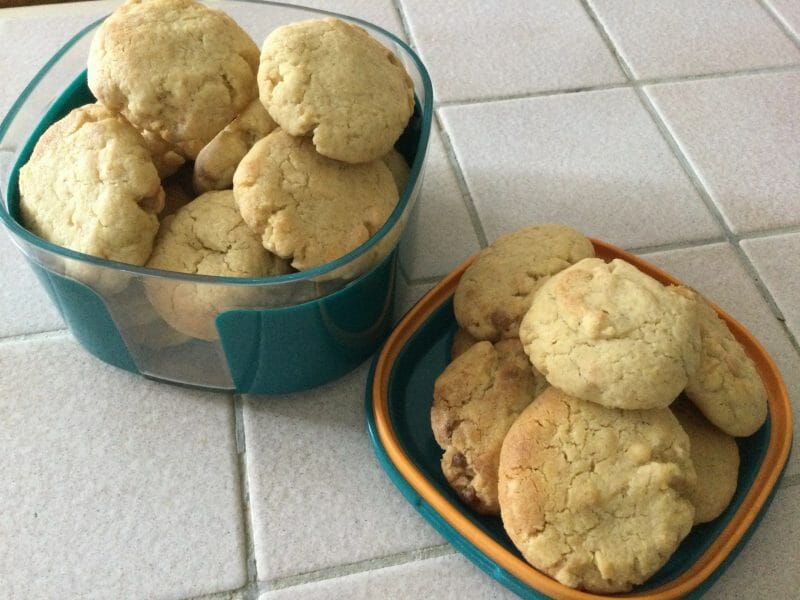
[145,190,291,340]
[453,224,595,342]
[140,128,185,179]
[431,339,548,515]
[672,396,740,523]
[450,327,478,360]
[18,103,163,292]
[520,258,701,410]
[193,99,278,193]
[498,387,696,593]
[681,291,768,437]
[88,0,259,159]
[258,17,414,164]
[232,129,398,272]
[383,148,410,195]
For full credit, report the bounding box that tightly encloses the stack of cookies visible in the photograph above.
[431,223,767,593]
[18,0,414,341]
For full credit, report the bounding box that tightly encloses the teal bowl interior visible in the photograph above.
[0,1,433,394]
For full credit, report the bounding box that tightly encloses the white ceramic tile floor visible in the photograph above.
[741,233,800,342]
[0,335,246,600]
[439,88,721,249]
[645,71,800,235]
[588,0,800,80]
[2,2,799,599]
[398,0,625,103]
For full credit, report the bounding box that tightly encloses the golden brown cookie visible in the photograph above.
[383,148,410,195]
[672,397,740,524]
[232,129,398,272]
[258,17,414,163]
[88,0,259,159]
[453,224,595,342]
[498,387,696,593]
[681,291,768,437]
[520,258,701,410]
[139,128,185,179]
[145,190,291,340]
[450,327,479,360]
[18,103,163,292]
[193,99,278,193]
[431,339,548,515]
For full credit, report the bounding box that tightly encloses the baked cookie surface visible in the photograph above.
[145,190,291,340]
[19,103,163,269]
[683,293,768,437]
[258,17,414,164]
[431,339,548,515]
[88,0,259,159]
[672,397,740,523]
[140,128,185,179]
[453,224,595,342]
[232,129,398,271]
[498,387,696,593]
[520,258,701,409]
[193,99,278,193]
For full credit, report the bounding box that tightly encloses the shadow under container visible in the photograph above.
[0,1,433,394]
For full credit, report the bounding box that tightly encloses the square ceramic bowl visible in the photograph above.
[0,1,432,394]
[367,239,793,599]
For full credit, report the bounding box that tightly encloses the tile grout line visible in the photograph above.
[389,0,414,48]
[581,0,800,355]
[0,327,68,346]
[258,543,456,593]
[757,0,800,50]
[233,394,260,600]
[432,112,489,248]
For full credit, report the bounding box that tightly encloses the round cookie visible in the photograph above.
[88,0,259,159]
[498,387,696,593]
[18,103,163,292]
[431,339,548,515]
[258,17,414,164]
[682,292,768,437]
[193,99,278,193]
[145,190,291,340]
[520,258,701,410]
[232,129,398,272]
[383,148,410,195]
[672,397,740,524]
[453,224,595,342]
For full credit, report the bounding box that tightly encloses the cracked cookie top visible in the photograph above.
[453,224,595,342]
[193,99,278,194]
[19,103,163,276]
[680,290,768,436]
[520,258,701,409]
[498,387,696,593]
[88,0,259,160]
[431,339,548,515]
[232,129,398,272]
[257,17,414,164]
[145,190,291,340]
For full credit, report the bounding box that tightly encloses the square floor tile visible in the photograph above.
[0,335,246,599]
[395,276,435,322]
[588,0,800,80]
[765,0,800,41]
[705,484,800,598]
[398,0,625,103]
[646,71,800,234]
[243,365,443,582]
[0,228,64,338]
[439,88,721,249]
[399,126,481,281]
[641,242,800,477]
[741,232,800,341]
[259,552,516,599]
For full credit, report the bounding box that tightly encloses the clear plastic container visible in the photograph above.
[0,0,433,393]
